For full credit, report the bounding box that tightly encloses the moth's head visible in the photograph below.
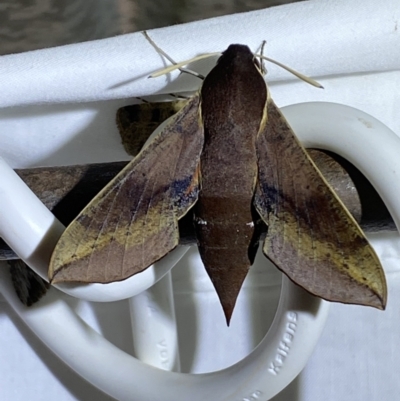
[219,44,255,66]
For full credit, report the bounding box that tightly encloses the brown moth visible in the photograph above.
[49,45,387,324]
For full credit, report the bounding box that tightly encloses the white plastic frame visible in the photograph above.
[1,101,400,400]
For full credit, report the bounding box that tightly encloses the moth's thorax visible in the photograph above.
[200,45,267,141]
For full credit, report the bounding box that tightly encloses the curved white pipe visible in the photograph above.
[0,267,329,401]
[0,101,398,400]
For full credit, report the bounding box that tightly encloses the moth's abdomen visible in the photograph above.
[194,121,260,324]
[194,193,258,323]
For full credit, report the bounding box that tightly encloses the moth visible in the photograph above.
[49,44,387,324]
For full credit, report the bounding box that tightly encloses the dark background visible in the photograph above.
[0,0,302,55]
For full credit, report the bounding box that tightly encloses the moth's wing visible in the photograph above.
[254,98,387,309]
[116,100,188,156]
[50,95,203,284]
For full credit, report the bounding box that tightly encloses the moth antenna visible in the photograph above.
[149,53,221,78]
[180,69,205,80]
[143,30,207,80]
[255,54,323,88]
[257,40,268,75]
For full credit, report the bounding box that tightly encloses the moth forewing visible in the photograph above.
[49,94,204,284]
[254,97,387,309]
